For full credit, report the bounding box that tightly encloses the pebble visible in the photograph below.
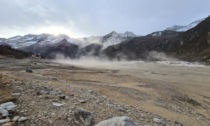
[52,102,64,107]
[11,93,21,96]
[153,118,162,124]
[18,117,28,122]
[78,100,86,103]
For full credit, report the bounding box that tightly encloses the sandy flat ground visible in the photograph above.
[1,58,210,126]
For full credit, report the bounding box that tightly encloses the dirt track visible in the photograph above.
[1,58,210,126]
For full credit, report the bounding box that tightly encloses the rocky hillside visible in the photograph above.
[167,15,210,62]
[0,45,31,59]
[102,30,181,60]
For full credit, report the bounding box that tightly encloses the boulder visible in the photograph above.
[0,102,16,113]
[95,116,138,126]
[26,67,33,73]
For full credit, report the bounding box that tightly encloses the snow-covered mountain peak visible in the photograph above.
[166,18,205,32]
[123,31,136,37]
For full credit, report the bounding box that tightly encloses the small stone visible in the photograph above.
[12,116,20,122]
[18,117,28,122]
[59,95,66,99]
[79,100,86,103]
[153,118,162,124]
[65,96,70,99]
[11,93,21,96]
[52,102,64,107]
[51,113,57,118]
[26,67,33,73]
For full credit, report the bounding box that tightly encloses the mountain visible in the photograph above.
[0,31,136,59]
[166,18,205,32]
[102,31,181,60]
[79,31,136,48]
[1,16,210,63]
[102,15,210,63]
[21,39,79,59]
[1,34,83,49]
[101,31,136,48]
[1,31,136,50]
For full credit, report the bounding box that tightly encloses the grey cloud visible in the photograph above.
[0,0,210,38]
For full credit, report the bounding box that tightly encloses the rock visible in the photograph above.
[36,90,49,95]
[52,102,64,107]
[59,95,66,99]
[73,109,94,126]
[59,95,70,100]
[95,116,137,126]
[153,118,162,124]
[11,93,21,96]
[12,116,20,122]
[65,96,70,99]
[18,117,28,122]
[79,100,86,103]
[0,102,16,113]
[0,109,9,117]
[0,118,10,125]
[26,67,33,73]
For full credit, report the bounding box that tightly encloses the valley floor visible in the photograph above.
[0,58,210,126]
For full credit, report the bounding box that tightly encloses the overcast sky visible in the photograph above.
[0,0,210,38]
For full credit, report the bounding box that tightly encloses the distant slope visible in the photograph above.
[0,45,31,58]
[168,15,210,62]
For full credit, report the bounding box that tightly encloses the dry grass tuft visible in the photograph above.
[0,74,16,104]
[0,74,2,84]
